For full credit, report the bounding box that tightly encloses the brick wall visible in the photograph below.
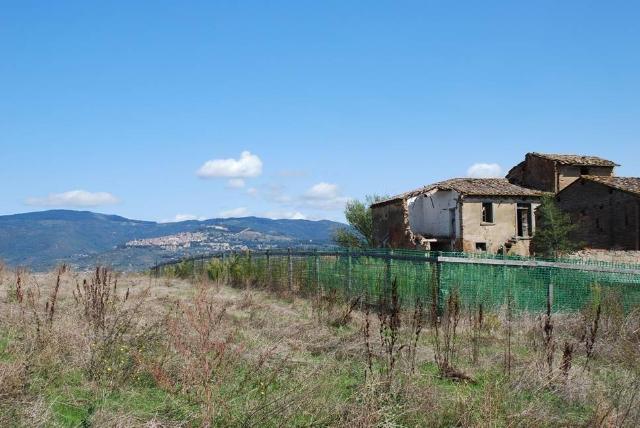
[372,200,415,248]
[507,155,557,192]
[557,179,640,250]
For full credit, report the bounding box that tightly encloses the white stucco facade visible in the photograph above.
[407,190,460,238]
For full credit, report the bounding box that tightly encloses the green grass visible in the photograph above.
[30,368,198,427]
[0,333,12,362]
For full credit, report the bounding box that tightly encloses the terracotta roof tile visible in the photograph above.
[372,178,545,207]
[531,153,619,167]
[582,176,640,196]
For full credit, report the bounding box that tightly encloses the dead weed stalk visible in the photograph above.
[433,288,473,382]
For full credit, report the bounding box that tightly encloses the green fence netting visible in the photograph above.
[153,249,640,313]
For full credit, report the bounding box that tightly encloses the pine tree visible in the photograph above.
[532,195,579,258]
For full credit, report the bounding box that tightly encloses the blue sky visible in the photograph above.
[2,1,639,222]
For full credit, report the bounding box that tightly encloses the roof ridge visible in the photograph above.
[529,152,619,167]
[577,175,640,197]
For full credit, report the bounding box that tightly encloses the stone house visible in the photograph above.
[556,176,640,251]
[506,152,617,193]
[371,178,544,255]
[372,152,627,256]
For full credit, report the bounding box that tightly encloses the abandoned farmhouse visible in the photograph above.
[371,152,640,256]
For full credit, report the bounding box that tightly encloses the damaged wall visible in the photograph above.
[507,155,557,193]
[372,200,415,248]
[407,190,460,238]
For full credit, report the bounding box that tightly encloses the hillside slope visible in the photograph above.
[0,210,345,270]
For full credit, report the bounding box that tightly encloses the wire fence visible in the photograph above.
[152,248,640,313]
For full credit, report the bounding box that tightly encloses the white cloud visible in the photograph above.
[218,207,250,218]
[262,210,307,220]
[25,190,119,207]
[302,182,349,210]
[159,214,207,223]
[226,178,246,188]
[197,151,263,179]
[304,182,340,200]
[466,163,503,178]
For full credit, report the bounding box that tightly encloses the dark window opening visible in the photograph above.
[449,209,456,238]
[517,203,533,237]
[482,202,494,223]
[580,167,590,175]
[475,242,487,252]
[596,218,601,230]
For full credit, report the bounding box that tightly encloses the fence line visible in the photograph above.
[151,248,640,313]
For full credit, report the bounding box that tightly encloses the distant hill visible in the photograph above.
[0,210,345,271]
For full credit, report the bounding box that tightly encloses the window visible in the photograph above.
[475,242,487,252]
[517,203,533,237]
[482,202,494,223]
[580,167,590,175]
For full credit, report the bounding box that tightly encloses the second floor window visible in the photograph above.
[482,202,494,223]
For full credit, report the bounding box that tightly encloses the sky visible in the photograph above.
[1,1,639,222]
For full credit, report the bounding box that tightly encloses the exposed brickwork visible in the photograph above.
[507,154,558,193]
[507,153,616,193]
[372,200,416,248]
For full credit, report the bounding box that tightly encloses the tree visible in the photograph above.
[334,195,386,249]
[532,195,579,258]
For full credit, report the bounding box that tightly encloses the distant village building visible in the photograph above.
[372,152,635,256]
[557,176,640,251]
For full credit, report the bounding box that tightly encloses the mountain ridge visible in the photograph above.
[0,210,345,271]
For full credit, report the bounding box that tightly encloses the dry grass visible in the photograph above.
[1,265,640,427]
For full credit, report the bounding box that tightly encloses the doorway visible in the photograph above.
[517,203,532,237]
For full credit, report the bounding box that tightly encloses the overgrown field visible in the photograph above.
[1,261,640,427]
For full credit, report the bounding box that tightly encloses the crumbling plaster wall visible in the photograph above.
[407,190,460,238]
[460,198,540,256]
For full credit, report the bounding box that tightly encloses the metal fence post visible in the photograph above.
[315,249,321,295]
[266,249,271,287]
[384,249,393,305]
[431,255,443,320]
[247,250,252,286]
[222,252,227,283]
[347,248,353,295]
[288,247,293,292]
